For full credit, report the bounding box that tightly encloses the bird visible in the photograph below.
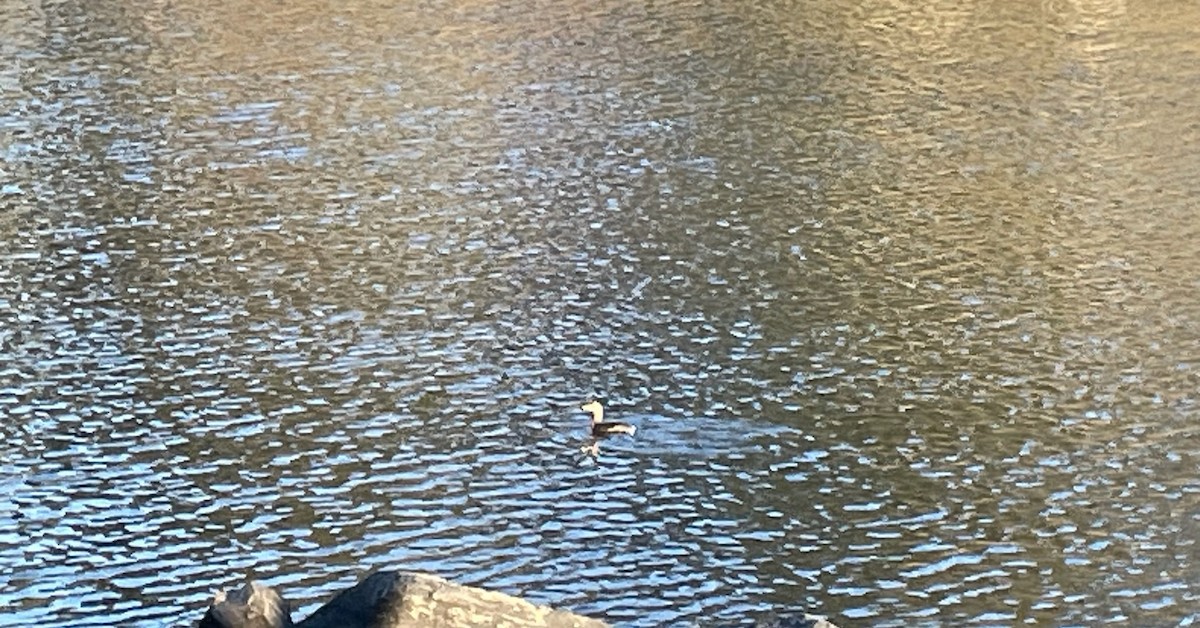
[580,400,636,437]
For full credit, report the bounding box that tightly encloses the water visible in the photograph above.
[3,0,1200,625]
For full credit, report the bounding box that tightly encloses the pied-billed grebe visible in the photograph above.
[580,400,636,437]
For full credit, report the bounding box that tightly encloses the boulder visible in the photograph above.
[751,614,841,628]
[198,571,609,628]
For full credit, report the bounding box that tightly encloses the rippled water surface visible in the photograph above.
[3,0,1200,625]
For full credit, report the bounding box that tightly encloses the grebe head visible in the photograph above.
[580,400,604,423]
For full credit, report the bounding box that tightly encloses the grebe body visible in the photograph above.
[581,400,637,437]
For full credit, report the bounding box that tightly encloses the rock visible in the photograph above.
[198,571,609,628]
[198,581,292,628]
[751,614,841,628]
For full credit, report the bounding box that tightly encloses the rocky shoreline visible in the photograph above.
[197,570,839,628]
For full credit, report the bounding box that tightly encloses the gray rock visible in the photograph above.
[198,581,292,628]
[198,571,609,628]
[751,614,840,628]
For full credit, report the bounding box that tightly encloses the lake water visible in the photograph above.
[3,0,1200,625]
